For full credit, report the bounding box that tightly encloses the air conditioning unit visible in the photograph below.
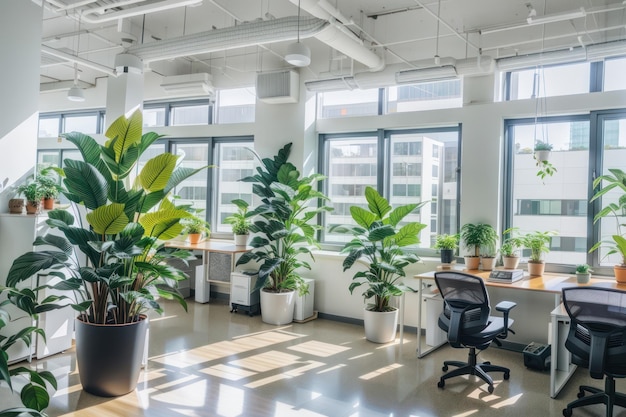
[160,73,214,96]
[395,65,458,84]
[256,70,299,103]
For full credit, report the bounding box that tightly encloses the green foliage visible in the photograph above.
[224,199,253,235]
[330,186,426,312]
[500,227,524,257]
[181,216,210,236]
[433,234,459,250]
[575,264,592,274]
[0,286,58,416]
[534,141,553,151]
[589,168,626,266]
[460,223,498,257]
[535,159,557,182]
[522,230,557,263]
[236,143,332,294]
[36,168,61,200]
[6,110,208,324]
[16,182,43,203]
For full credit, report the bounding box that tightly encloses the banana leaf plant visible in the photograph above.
[0,286,59,417]
[236,143,332,294]
[6,110,208,325]
[330,187,426,312]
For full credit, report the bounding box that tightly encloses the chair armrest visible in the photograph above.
[495,301,517,339]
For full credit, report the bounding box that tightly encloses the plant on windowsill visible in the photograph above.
[575,263,593,284]
[521,230,557,276]
[589,168,626,282]
[224,199,253,246]
[500,227,524,269]
[35,168,62,210]
[236,143,332,325]
[181,215,210,244]
[6,110,207,397]
[460,223,497,270]
[16,181,43,215]
[534,141,556,181]
[433,233,458,265]
[330,186,426,343]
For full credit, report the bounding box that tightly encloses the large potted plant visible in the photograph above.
[460,223,497,270]
[331,186,426,343]
[6,110,205,397]
[589,168,626,282]
[236,143,331,325]
[433,234,458,265]
[522,230,556,276]
[224,199,253,246]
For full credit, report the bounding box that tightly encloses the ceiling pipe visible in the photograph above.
[128,16,329,63]
[79,0,202,24]
[41,45,116,76]
[44,0,100,13]
[287,0,384,70]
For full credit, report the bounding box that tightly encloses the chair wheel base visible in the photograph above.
[577,390,585,398]
[563,408,572,417]
[442,365,448,372]
[437,379,445,389]
[488,384,494,394]
[504,372,510,380]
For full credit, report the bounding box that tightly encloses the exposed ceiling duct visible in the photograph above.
[128,16,328,63]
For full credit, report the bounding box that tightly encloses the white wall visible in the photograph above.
[35,58,626,337]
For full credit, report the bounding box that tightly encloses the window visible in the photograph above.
[143,107,166,127]
[38,111,105,137]
[318,89,380,119]
[38,118,60,138]
[604,57,626,92]
[506,62,590,100]
[322,127,460,248]
[386,79,462,113]
[170,104,210,126]
[216,87,256,124]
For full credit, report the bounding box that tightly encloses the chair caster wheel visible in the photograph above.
[437,379,445,389]
[442,365,448,372]
[577,390,585,398]
[504,372,510,380]
[488,385,494,394]
[484,361,491,365]
[563,408,572,417]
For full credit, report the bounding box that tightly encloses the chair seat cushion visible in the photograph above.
[439,316,514,348]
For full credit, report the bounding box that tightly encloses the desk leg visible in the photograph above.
[399,293,405,344]
[416,279,447,358]
[550,312,577,398]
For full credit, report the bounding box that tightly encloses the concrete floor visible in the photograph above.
[12,298,626,417]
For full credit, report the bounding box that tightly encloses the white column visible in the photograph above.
[105,54,144,129]
[0,1,43,211]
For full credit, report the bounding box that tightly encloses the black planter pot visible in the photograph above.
[440,249,454,264]
[75,316,148,397]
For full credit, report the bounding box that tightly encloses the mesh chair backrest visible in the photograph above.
[563,287,626,330]
[435,271,491,332]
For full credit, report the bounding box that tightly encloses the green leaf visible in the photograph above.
[350,206,377,229]
[86,203,128,235]
[140,153,177,192]
[20,383,49,412]
[365,187,390,220]
[105,108,143,161]
[388,203,418,227]
[63,159,108,210]
[0,349,11,391]
[394,223,426,247]
[7,251,69,287]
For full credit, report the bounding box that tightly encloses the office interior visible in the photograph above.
[2,0,626,415]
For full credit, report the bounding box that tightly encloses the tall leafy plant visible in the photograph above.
[236,143,331,293]
[460,223,498,257]
[331,187,426,312]
[6,110,207,324]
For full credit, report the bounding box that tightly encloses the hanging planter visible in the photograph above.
[534,141,556,181]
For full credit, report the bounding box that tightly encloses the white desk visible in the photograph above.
[550,304,577,398]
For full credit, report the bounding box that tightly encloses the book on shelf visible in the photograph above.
[487,269,525,283]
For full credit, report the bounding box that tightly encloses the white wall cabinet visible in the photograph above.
[0,213,74,362]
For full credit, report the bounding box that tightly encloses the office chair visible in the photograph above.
[434,271,516,393]
[561,287,626,417]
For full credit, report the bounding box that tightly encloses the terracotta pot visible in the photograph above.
[8,198,24,214]
[42,197,55,210]
[481,256,496,271]
[502,256,520,269]
[25,200,40,215]
[614,265,626,283]
[188,233,202,244]
[528,261,545,277]
[464,256,481,270]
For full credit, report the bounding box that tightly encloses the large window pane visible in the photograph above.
[507,119,590,265]
[63,114,98,134]
[213,141,255,233]
[143,107,166,127]
[387,80,462,113]
[604,57,626,92]
[508,63,590,100]
[38,118,60,137]
[597,116,626,266]
[172,143,209,213]
[324,137,378,242]
[216,88,256,124]
[389,131,458,248]
[318,89,379,119]
[170,105,210,126]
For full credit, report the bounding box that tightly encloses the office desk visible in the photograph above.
[166,239,251,301]
[408,267,626,397]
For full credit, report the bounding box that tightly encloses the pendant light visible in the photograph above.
[285,0,311,67]
[68,16,85,102]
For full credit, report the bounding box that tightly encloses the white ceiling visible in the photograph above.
[39,0,626,91]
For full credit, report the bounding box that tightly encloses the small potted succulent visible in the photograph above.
[224,199,253,246]
[433,234,458,265]
[575,264,592,284]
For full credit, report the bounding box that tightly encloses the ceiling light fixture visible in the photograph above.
[527,7,586,25]
[434,0,441,65]
[68,16,85,102]
[285,0,311,67]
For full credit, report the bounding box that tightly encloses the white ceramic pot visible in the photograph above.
[502,256,520,269]
[234,233,249,246]
[363,307,398,343]
[260,290,296,325]
[576,273,590,284]
[534,150,551,162]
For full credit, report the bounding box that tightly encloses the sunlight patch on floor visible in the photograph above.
[359,363,403,380]
[490,392,523,408]
[199,364,256,381]
[316,364,347,374]
[151,379,208,407]
[288,340,351,357]
[230,350,301,372]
